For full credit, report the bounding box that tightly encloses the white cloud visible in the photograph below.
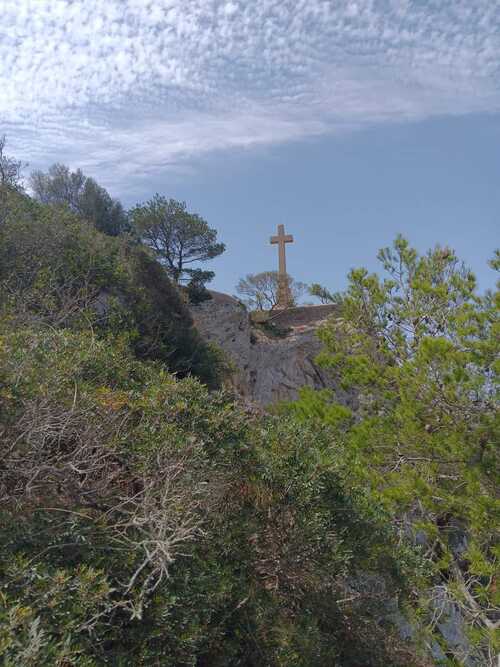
[1,0,500,193]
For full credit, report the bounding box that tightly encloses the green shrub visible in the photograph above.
[287,238,500,663]
[0,194,430,665]
[0,190,225,387]
[0,324,423,665]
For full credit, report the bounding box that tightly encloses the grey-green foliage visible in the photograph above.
[0,135,25,191]
[0,193,424,666]
[130,194,225,284]
[0,323,424,666]
[0,187,226,389]
[0,136,26,226]
[30,163,128,236]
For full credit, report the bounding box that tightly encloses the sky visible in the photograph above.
[2,0,499,294]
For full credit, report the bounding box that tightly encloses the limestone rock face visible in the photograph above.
[190,291,252,398]
[190,291,351,406]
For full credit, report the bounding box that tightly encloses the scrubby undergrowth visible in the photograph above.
[0,326,424,666]
[0,188,428,665]
[1,187,497,665]
[0,188,225,388]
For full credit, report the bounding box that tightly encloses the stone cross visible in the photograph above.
[270,223,294,309]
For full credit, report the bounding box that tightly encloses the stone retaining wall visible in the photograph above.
[268,304,338,328]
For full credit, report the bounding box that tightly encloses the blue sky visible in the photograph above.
[2,1,499,293]
[151,113,500,295]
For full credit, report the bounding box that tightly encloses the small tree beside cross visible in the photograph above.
[236,271,308,310]
[130,195,225,287]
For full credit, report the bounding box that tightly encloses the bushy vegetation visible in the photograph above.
[286,237,499,664]
[0,324,425,666]
[1,154,497,665]
[0,186,429,665]
[0,187,224,387]
[30,163,129,237]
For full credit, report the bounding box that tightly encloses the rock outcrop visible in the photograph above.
[190,291,351,406]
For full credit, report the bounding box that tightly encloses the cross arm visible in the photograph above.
[270,234,294,244]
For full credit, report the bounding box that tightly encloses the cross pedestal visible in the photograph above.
[270,224,294,309]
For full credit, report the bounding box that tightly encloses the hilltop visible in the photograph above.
[190,292,347,406]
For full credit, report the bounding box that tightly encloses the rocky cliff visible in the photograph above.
[190,291,351,407]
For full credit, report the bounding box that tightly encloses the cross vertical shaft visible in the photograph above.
[270,224,294,309]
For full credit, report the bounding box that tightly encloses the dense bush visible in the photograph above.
[30,163,129,237]
[286,238,500,664]
[0,188,225,388]
[9,187,494,663]
[0,324,425,665]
